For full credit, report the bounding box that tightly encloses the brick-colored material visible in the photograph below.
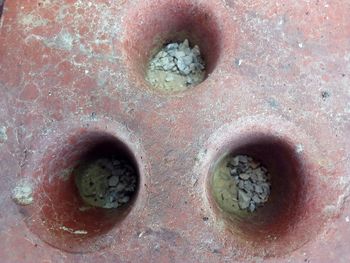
[0,0,349,262]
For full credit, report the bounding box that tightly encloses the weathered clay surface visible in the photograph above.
[0,0,349,262]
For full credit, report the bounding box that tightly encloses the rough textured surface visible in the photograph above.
[0,0,349,262]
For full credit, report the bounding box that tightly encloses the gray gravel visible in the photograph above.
[148,39,205,86]
[76,157,137,209]
[227,155,271,212]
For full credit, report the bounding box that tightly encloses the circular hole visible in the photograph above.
[25,131,141,252]
[207,135,307,255]
[123,1,221,94]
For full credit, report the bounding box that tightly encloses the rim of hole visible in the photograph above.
[123,0,222,94]
[19,120,148,253]
[197,121,327,258]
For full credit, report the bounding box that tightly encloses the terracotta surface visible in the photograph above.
[0,0,349,262]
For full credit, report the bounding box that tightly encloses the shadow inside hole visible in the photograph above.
[0,0,5,18]
[29,132,140,251]
[209,135,305,241]
[73,137,140,209]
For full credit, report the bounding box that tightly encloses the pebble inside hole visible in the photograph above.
[212,154,271,215]
[206,135,312,255]
[74,140,139,210]
[146,37,206,93]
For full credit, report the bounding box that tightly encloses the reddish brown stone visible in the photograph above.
[0,0,349,262]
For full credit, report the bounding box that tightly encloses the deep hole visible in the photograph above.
[123,1,221,93]
[26,131,140,252]
[208,135,305,247]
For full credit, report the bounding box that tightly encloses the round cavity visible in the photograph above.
[23,129,142,252]
[123,0,221,94]
[207,134,309,255]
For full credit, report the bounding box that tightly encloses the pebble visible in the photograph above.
[230,157,240,167]
[231,168,238,175]
[119,196,130,204]
[238,189,251,209]
[186,76,193,84]
[239,155,248,163]
[175,51,186,58]
[182,55,193,65]
[12,181,33,206]
[116,183,126,192]
[252,194,262,204]
[254,185,263,193]
[176,59,186,71]
[243,181,254,192]
[250,173,258,182]
[228,155,271,212]
[108,176,119,187]
[192,45,200,56]
[250,161,260,169]
[159,51,167,58]
[166,43,179,50]
[239,173,250,180]
[249,203,256,212]
[164,62,175,71]
[182,67,191,75]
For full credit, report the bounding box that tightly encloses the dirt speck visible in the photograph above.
[12,180,34,205]
[321,91,330,100]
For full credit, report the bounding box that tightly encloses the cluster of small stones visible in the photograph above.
[76,158,137,209]
[227,155,271,212]
[148,39,205,88]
